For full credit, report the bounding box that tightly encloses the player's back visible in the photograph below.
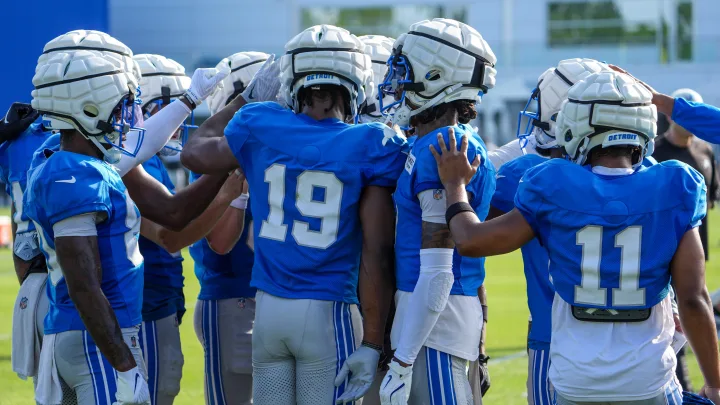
[491,153,553,347]
[224,102,407,304]
[189,171,256,301]
[25,150,144,334]
[515,158,706,401]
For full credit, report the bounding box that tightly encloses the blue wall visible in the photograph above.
[0,0,108,112]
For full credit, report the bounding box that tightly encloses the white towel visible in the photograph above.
[11,272,47,380]
[35,333,63,405]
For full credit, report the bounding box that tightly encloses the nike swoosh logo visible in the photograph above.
[248,86,255,100]
[55,176,76,184]
[134,373,141,392]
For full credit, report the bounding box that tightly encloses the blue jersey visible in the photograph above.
[139,155,185,322]
[0,122,54,234]
[515,159,706,310]
[189,171,256,300]
[224,102,407,303]
[671,97,720,144]
[395,125,496,295]
[25,150,144,334]
[491,154,553,346]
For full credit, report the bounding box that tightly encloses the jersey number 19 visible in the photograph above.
[259,164,343,249]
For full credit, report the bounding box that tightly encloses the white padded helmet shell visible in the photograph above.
[279,25,372,121]
[32,49,141,163]
[388,18,497,127]
[556,71,657,166]
[38,30,140,81]
[358,35,394,122]
[206,51,270,115]
[133,54,190,112]
[532,58,613,148]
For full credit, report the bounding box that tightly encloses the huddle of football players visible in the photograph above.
[3,13,720,405]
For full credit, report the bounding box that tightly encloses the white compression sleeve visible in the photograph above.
[115,100,191,177]
[487,138,539,169]
[394,248,454,365]
[52,213,100,237]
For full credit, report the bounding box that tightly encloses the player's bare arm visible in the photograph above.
[123,164,228,232]
[358,185,396,348]
[430,130,534,256]
[56,235,136,372]
[205,186,248,255]
[139,170,246,253]
[671,227,720,402]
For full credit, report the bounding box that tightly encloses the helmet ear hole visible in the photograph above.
[425,69,441,81]
[564,130,572,142]
[83,105,99,118]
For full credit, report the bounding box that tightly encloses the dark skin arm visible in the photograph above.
[181,95,247,175]
[486,205,505,221]
[56,234,135,371]
[122,165,227,232]
[430,130,535,256]
[358,186,396,347]
[478,284,487,355]
[671,227,720,397]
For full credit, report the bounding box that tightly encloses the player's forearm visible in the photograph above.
[478,285,488,354]
[358,244,394,347]
[162,173,228,231]
[56,237,135,371]
[678,290,720,387]
[652,93,675,117]
[205,206,245,255]
[186,95,247,145]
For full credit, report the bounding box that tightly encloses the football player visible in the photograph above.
[377,18,497,405]
[181,24,407,404]
[358,35,395,124]
[190,50,268,405]
[490,58,612,405]
[431,71,720,404]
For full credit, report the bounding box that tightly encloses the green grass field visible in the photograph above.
[0,209,719,404]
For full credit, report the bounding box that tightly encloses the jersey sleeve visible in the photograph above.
[412,127,479,196]
[680,164,708,231]
[671,97,720,144]
[364,123,408,187]
[38,167,113,227]
[491,159,524,213]
[514,165,548,240]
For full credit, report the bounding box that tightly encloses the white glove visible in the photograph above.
[113,366,150,405]
[334,345,381,403]
[184,67,229,106]
[379,360,413,405]
[240,54,281,104]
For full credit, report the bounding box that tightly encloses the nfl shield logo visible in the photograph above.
[130,336,137,348]
[19,297,28,310]
[433,189,443,200]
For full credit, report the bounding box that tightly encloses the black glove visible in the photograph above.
[0,103,40,144]
[477,354,491,396]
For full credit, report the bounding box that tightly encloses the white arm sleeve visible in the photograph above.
[394,190,454,365]
[115,100,192,177]
[52,213,100,237]
[488,138,539,169]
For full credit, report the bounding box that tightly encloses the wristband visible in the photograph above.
[481,304,488,323]
[230,193,249,210]
[445,202,474,225]
[361,340,383,353]
[182,91,199,109]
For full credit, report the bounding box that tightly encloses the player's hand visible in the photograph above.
[379,360,413,405]
[608,64,659,95]
[477,354,491,396]
[113,366,151,405]
[334,345,382,403]
[241,54,282,104]
[696,387,720,404]
[219,169,246,201]
[184,67,229,106]
[429,127,481,188]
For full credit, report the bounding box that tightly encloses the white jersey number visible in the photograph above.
[575,225,645,307]
[259,164,343,249]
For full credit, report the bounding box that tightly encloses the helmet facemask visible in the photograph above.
[141,86,196,156]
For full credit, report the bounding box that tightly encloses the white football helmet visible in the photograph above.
[206,51,270,115]
[38,30,140,81]
[518,58,612,150]
[32,49,145,164]
[134,54,192,156]
[556,71,657,167]
[279,25,372,122]
[378,18,497,128]
[358,35,395,123]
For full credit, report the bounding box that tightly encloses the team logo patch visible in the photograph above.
[19,297,28,310]
[238,298,246,310]
[433,189,444,200]
[130,336,137,348]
